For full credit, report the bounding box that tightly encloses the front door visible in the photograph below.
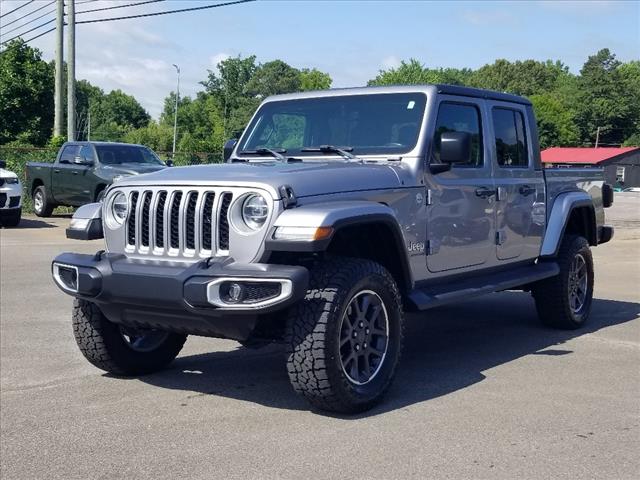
[52,144,80,204]
[488,104,545,261]
[68,145,97,205]
[426,99,496,273]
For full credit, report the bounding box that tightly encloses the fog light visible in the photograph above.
[221,282,245,303]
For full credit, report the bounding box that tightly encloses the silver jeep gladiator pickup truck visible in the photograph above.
[53,85,614,413]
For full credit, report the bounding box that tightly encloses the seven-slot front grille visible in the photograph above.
[124,188,233,258]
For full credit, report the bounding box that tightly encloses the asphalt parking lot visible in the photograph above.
[1,196,639,479]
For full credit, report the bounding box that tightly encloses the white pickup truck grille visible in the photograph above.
[124,188,234,258]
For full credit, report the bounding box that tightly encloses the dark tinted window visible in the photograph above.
[433,103,483,166]
[80,145,95,162]
[60,145,80,163]
[492,108,528,167]
[94,145,163,165]
[240,93,427,156]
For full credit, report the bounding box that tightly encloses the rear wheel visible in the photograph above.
[33,186,54,217]
[285,257,404,413]
[72,299,187,375]
[532,235,594,329]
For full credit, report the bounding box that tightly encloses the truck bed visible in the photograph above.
[544,167,606,227]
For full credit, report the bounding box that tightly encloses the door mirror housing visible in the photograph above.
[223,139,237,162]
[165,159,174,167]
[0,160,6,169]
[73,155,93,166]
[440,131,472,164]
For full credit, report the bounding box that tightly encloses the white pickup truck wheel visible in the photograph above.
[285,257,404,413]
[533,235,594,329]
[72,299,187,375]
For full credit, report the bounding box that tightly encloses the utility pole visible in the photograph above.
[172,64,180,157]
[87,106,91,141]
[53,0,64,137]
[66,0,76,141]
[595,127,601,148]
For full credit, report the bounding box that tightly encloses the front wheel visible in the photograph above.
[285,257,404,413]
[532,235,594,329]
[72,299,187,375]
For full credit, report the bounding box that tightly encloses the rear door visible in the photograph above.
[426,98,496,273]
[488,103,545,261]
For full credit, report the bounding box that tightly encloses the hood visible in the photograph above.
[0,167,18,179]
[100,163,167,177]
[115,161,413,198]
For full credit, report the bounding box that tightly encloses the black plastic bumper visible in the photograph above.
[598,225,614,245]
[51,252,309,340]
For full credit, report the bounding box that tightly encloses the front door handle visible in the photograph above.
[72,171,79,175]
[519,185,536,196]
[475,187,497,199]
[53,169,60,173]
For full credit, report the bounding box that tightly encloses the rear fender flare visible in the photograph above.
[540,191,596,257]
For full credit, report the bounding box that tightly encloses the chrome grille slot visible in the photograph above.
[121,187,248,260]
[169,191,183,250]
[155,191,167,248]
[185,191,198,250]
[201,192,215,251]
[140,191,152,248]
[218,193,232,251]
[127,191,139,246]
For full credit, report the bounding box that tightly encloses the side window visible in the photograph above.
[59,145,80,163]
[80,145,94,162]
[492,108,528,167]
[433,103,483,166]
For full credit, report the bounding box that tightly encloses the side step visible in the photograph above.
[406,261,559,311]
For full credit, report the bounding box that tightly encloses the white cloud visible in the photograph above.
[381,55,402,70]
[209,52,231,69]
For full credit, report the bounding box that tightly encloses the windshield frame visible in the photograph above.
[236,92,428,160]
[94,144,164,166]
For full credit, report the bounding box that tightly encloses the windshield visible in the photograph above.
[95,145,164,166]
[238,93,427,157]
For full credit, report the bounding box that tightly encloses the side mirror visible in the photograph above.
[223,139,237,162]
[166,159,174,167]
[440,131,472,164]
[73,155,93,166]
[0,160,6,169]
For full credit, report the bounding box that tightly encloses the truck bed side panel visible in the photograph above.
[543,167,605,228]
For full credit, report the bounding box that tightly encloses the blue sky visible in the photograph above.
[2,0,639,118]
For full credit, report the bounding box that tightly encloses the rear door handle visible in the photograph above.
[53,169,60,173]
[72,171,79,175]
[475,187,497,199]
[519,185,536,196]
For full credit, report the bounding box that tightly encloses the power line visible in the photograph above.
[1,0,55,28]
[22,25,57,44]
[0,0,36,19]
[76,0,255,24]
[77,0,166,16]
[1,5,56,38]
[1,18,55,45]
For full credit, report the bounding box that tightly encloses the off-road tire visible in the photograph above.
[532,235,594,329]
[33,185,54,217]
[72,299,187,375]
[0,208,21,227]
[285,257,404,414]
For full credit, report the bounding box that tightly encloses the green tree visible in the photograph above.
[123,121,174,152]
[0,39,54,145]
[247,60,301,97]
[574,48,633,145]
[368,59,471,86]
[530,93,580,148]
[299,68,332,91]
[89,90,150,141]
[618,60,640,145]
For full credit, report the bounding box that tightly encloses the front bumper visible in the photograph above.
[52,252,309,340]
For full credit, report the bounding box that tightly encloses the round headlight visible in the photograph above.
[110,192,129,226]
[242,194,268,230]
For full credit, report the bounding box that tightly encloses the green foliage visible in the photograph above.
[48,135,66,149]
[368,59,472,86]
[0,40,54,146]
[123,121,174,151]
[530,94,580,149]
[300,68,332,91]
[247,60,301,97]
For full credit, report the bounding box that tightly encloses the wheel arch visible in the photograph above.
[540,192,597,258]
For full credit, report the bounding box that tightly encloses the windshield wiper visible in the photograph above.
[301,145,363,163]
[239,147,287,162]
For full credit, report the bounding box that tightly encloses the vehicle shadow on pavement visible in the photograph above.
[137,292,639,417]
[8,214,72,229]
